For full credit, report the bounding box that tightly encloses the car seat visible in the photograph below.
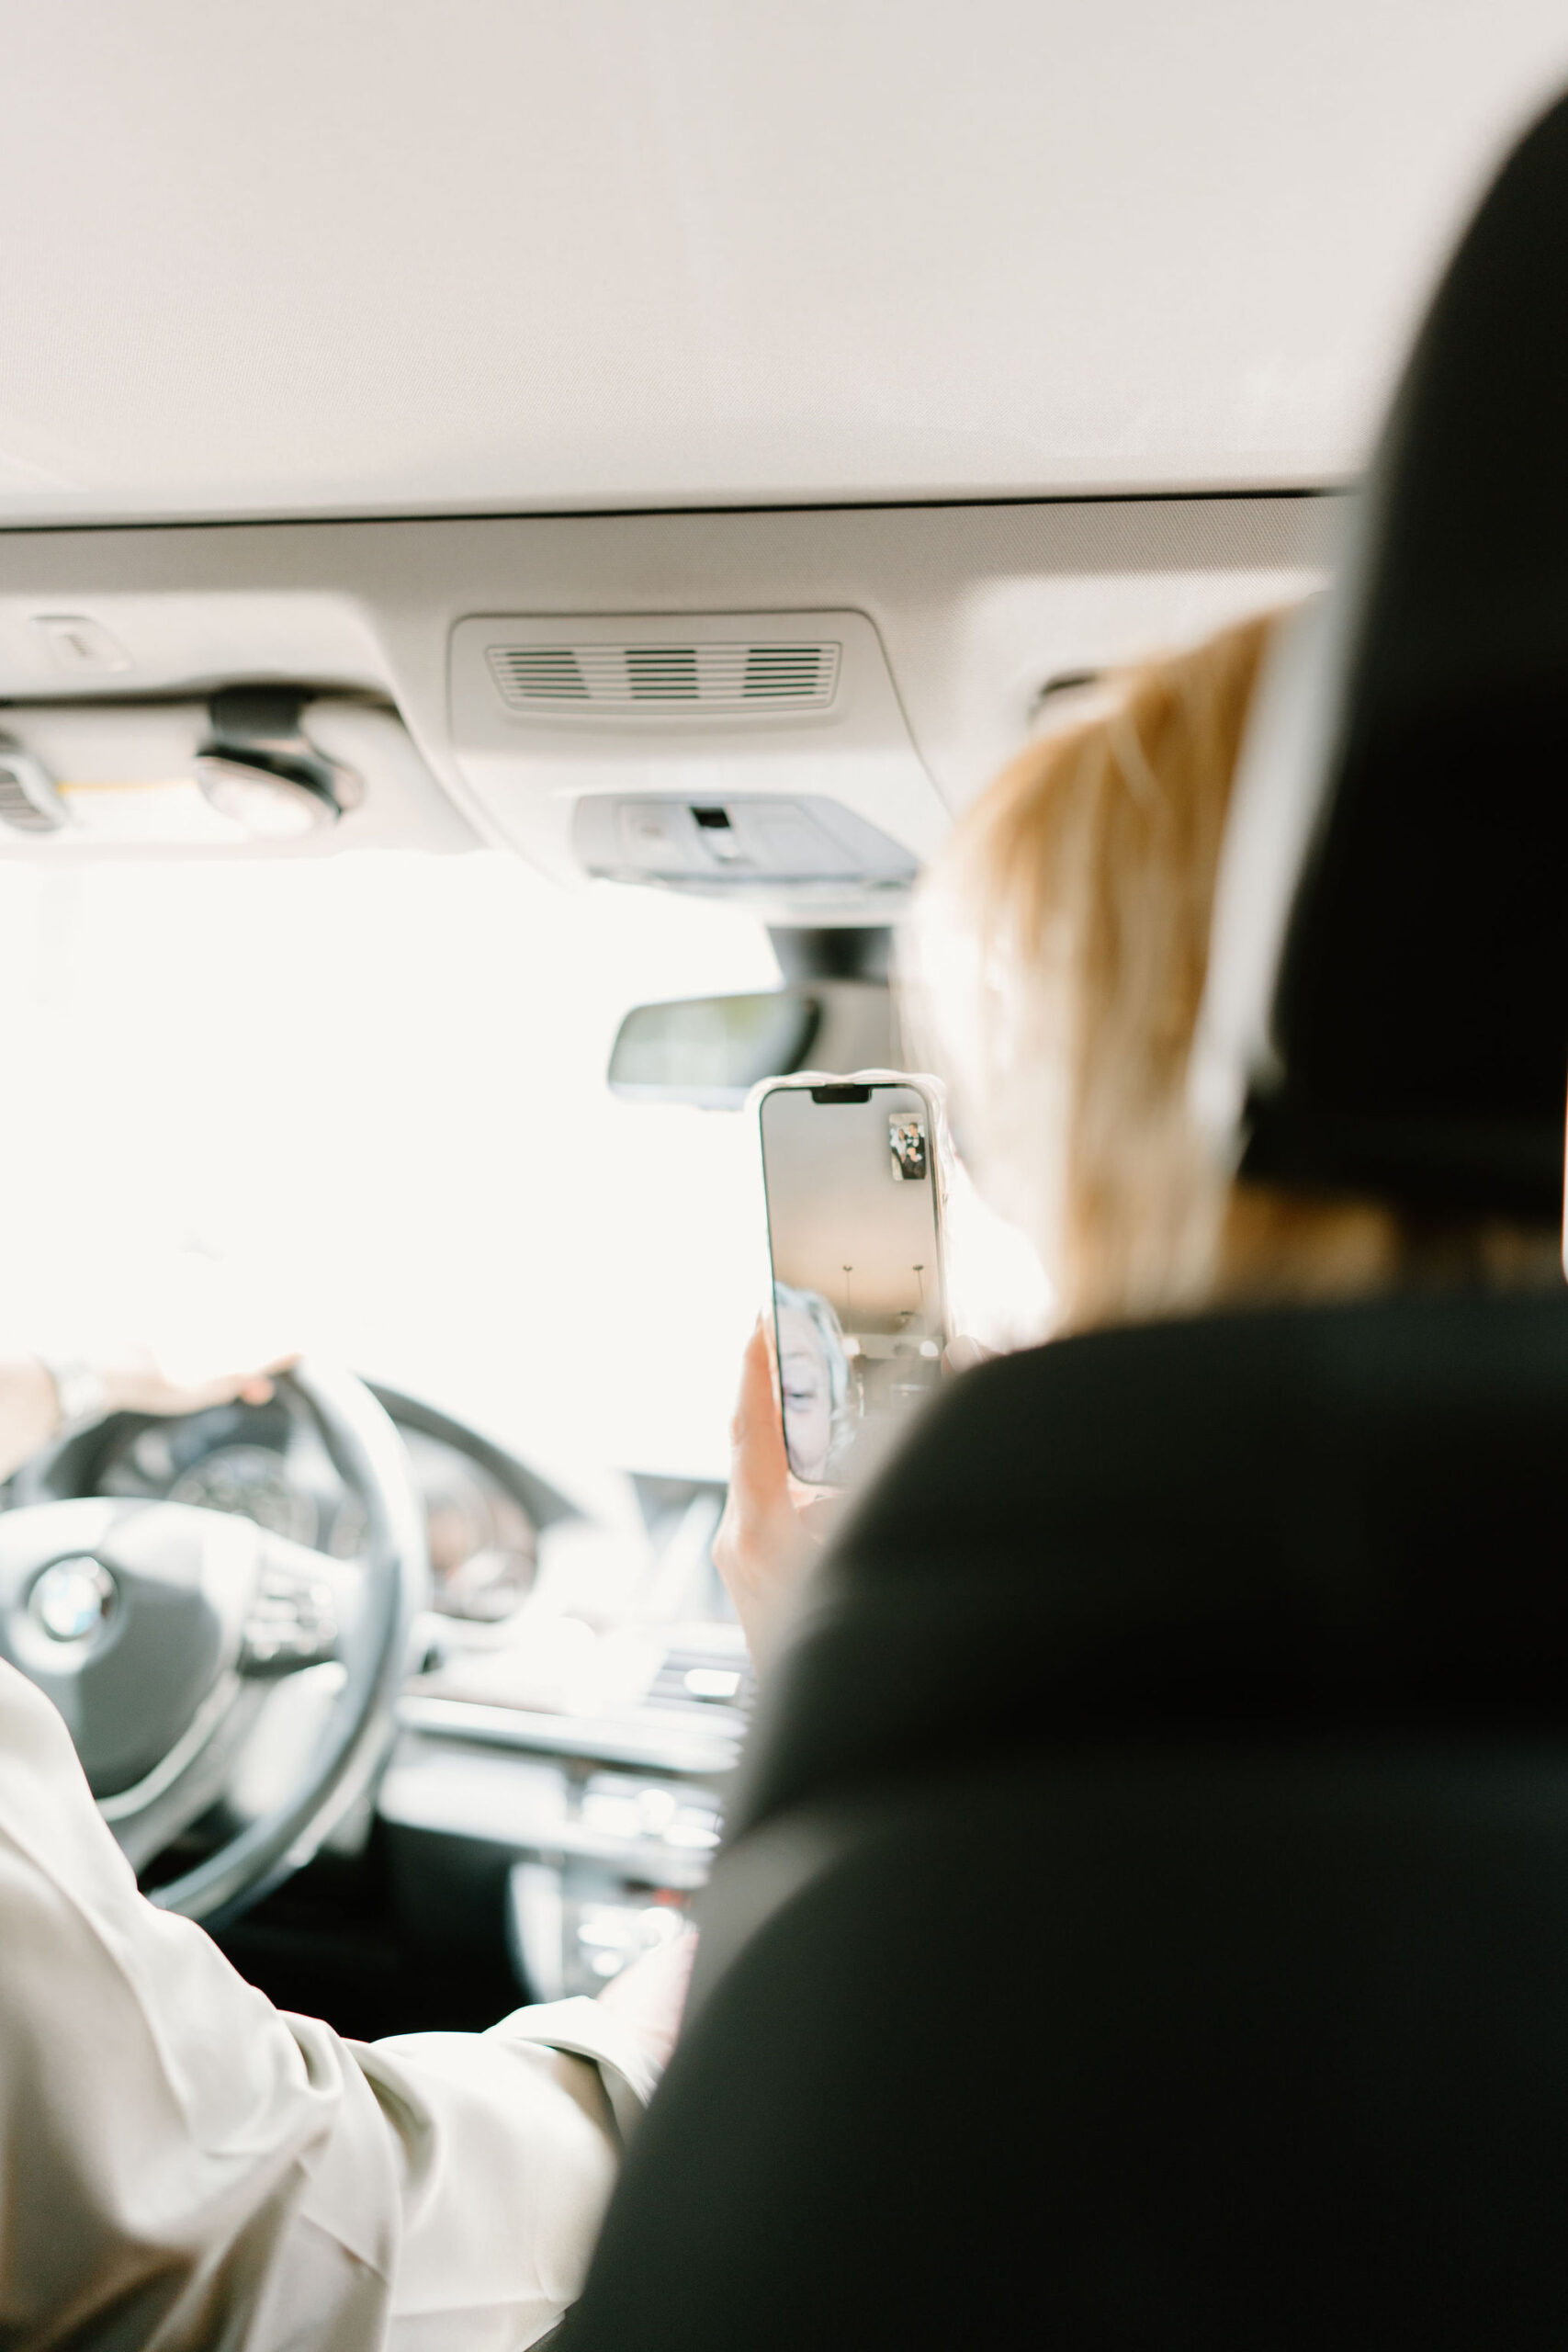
[557,90,1568,2350]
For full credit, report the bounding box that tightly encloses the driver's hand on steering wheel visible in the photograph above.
[80,1254,299,1419]
[94,1339,296,1419]
[0,1258,299,1483]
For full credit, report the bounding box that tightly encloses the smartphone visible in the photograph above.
[759,1076,950,1487]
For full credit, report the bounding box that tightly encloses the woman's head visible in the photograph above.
[910,611,1562,1333]
[911,613,1277,1330]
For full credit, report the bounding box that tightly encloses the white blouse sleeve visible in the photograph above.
[0,1658,651,2352]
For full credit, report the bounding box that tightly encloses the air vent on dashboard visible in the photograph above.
[647,1642,757,1717]
[487,639,840,716]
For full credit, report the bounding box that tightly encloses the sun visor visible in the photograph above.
[0,700,476,858]
[447,610,949,919]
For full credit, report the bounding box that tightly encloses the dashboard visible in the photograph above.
[10,1377,750,2006]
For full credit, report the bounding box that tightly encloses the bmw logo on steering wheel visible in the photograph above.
[28,1558,117,1646]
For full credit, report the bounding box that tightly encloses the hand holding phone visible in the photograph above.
[759,1076,951,1488]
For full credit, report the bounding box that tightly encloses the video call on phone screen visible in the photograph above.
[761,1084,946,1487]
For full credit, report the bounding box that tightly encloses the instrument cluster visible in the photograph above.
[93,1399,538,1623]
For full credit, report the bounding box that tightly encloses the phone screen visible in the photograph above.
[760,1080,948,1487]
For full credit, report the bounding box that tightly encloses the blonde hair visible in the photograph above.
[909,613,1558,1333]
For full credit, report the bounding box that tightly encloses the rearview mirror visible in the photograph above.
[608,981,894,1107]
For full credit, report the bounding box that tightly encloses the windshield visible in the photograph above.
[0,846,781,1500]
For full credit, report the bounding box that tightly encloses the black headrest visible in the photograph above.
[1194,91,1568,1218]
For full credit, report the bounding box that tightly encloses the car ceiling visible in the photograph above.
[4,1,1567,528]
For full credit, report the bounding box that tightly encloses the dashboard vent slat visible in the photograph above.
[487,639,840,718]
[647,1642,757,1716]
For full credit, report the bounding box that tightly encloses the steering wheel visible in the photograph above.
[0,1362,428,1924]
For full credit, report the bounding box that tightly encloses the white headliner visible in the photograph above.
[3,1,1566,525]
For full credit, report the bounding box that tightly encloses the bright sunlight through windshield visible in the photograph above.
[0,850,781,1502]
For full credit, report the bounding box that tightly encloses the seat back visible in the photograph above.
[561,1299,1568,2346]
[569,1752,1568,2347]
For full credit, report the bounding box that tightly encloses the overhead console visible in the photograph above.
[0,497,1337,886]
[448,610,948,922]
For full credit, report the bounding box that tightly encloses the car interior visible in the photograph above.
[4,4,1568,2336]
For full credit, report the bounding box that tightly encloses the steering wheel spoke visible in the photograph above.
[241,1534,347,1675]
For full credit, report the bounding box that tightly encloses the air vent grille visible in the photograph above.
[487,639,840,716]
[494,648,587,701]
[647,1643,757,1716]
